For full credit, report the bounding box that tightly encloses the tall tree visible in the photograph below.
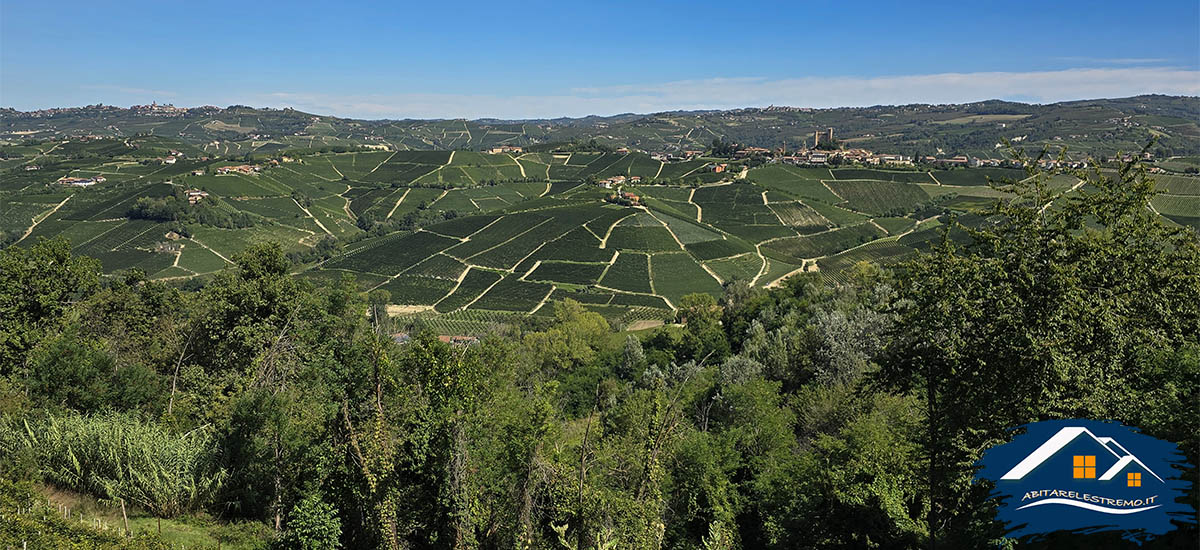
[0,237,100,371]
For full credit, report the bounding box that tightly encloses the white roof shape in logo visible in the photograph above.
[1000,426,1162,482]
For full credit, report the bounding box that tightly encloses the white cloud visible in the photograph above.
[255,67,1200,119]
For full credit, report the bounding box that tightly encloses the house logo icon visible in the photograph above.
[975,419,1193,541]
[1001,426,1164,513]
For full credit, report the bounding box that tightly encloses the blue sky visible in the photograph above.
[3,0,1198,119]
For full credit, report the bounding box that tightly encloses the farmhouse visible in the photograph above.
[605,190,641,206]
[712,163,728,173]
[487,145,524,154]
[186,189,209,205]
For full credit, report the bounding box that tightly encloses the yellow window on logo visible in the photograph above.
[1073,455,1096,479]
[1127,472,1141,487]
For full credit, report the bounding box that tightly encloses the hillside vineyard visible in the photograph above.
[3,98,1198,331]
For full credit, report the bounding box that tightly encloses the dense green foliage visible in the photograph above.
[0,158,1196,549]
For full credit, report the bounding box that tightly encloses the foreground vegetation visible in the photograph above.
[0,158,1196,549]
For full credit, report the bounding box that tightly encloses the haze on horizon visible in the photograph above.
[2,0,1198,119]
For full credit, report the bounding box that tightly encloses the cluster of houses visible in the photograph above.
[596,174,642,189]
[56,175,106,187]
[487,145,524,154]
[1114,151,1155,163]
[753,147,915,167]
[216,164,260,175]
[921,155,1092,170]
[922,155,1017,167]
[650,150,704,162]
[129,102,187,115]
[733,145,1085,170]
[1032,158,1090,170]
[735,147,773,158]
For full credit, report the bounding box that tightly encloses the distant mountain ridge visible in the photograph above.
[3,95,1198,158]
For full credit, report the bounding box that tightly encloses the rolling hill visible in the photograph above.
[3,98,1198,332]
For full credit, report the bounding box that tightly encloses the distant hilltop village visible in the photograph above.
[638,126,1028,169]
[703,126,1113,170]
[10,102,287,119]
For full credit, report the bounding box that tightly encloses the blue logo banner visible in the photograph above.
[975,419,1193,542]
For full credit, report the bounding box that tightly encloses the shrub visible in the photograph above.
[0,412,226,517]
[275,493,341,550]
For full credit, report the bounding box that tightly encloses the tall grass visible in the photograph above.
[0,412,226,517]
